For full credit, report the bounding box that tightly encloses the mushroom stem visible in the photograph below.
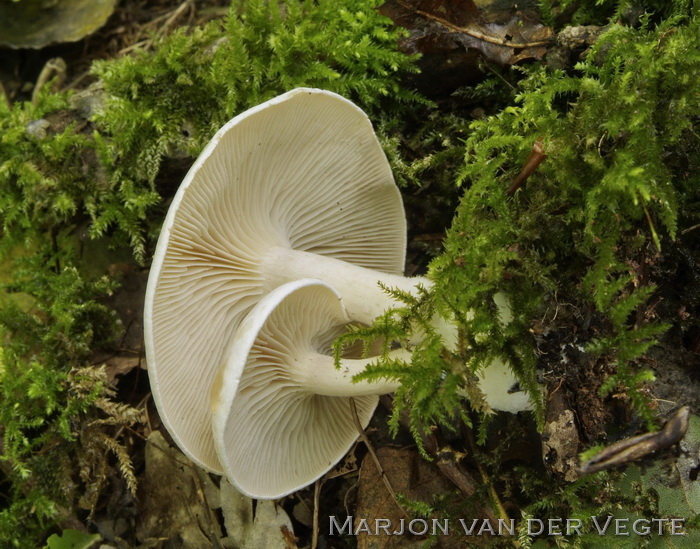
[261,248,532,413]
[298,349,409,397]
[261,246,457,346]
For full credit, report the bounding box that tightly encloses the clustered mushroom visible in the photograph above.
[145,88,533,498]
[211,279,409,498]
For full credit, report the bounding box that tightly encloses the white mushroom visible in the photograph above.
[211,279,407,499]
[145,87,531,474]
[145,88,408,472]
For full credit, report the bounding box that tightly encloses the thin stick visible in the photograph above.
[190,468,223,549]
[32,58,67,105]
[311,479,321,549]
[681,223,700,235]
[158,0,194,37]
[578,406,690,474]
[463,426,520,548]
[507,137,547,196]
[396,0,553,48]
[349,398,409,519]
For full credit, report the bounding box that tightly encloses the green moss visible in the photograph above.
[355,1,700,431]
[0,248,118,546]
[539,0,695,28]
[91,0,423,260]
[0,91,89,251]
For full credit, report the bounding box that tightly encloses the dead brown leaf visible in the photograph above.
[383,0,553,60]
[380,0,554,88]
[137,431,222,548]
[354,447,465,549]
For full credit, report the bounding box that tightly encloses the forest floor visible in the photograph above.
[2,1,699,548]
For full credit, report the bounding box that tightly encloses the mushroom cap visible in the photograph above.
[144,88,406,472]
[211,279,378,499]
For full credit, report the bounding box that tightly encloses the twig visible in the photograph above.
[435,446,477,497]
[190,468,223,549]
[311,480,321,549]
[380,396,491,515]
[158,0,195,37]
[281,524,298,548]
[397,0,554,48]
[578,406,690,474]
[548,377,565,399]
[32,58,67,105]
[349,398,409,519]
[463,425,518,547]
[643,204,661,251]
[482,60,517,91]
[118,39,153,55]
[117,0,194,55]
[681,223,700,235]
[507,137,547,196]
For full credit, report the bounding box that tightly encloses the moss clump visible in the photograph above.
[0,92,94,252]
[1,0,421,264]
[0,248,121,546]
[349,0,699,429]
[435,6,699,423]
[92,0,423,260]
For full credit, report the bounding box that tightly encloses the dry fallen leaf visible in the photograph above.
[137,432,222,548]
[379,0,554,93]
[354,447,464,549]
[220,479,296,549]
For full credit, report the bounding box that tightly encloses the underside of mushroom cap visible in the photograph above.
[211,279,379,499]
[145,88,406,472]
